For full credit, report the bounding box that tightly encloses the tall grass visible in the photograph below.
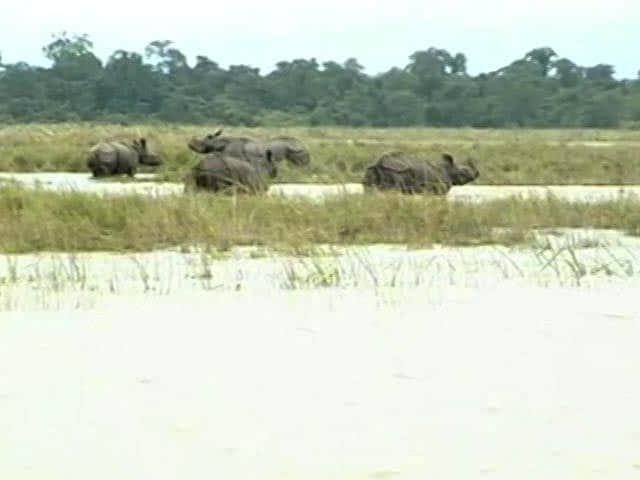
[1,186,640,253]
[2,124,640,184]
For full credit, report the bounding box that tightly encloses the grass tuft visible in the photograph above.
[1,186,640,253]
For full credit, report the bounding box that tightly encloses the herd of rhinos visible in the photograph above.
[86,129,480,195]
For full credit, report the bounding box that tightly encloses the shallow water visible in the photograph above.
[2,172,640,203]
[0,228,637,311]
[1,231,639,479]
[1,269,639,478]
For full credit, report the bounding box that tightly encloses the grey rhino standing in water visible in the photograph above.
[187,129,311,167]
[185,149,278,194]
[87,138,162,177]
[363,151,479,195]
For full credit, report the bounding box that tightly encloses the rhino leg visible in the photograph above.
[91,164,111,178]
[195,174,213,191]
[385,171,404,191]
[196,173,228,192]
[88,144,119,177]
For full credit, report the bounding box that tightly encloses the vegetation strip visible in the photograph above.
[2,125,640,185]
[1,186,639,253]
[1,35,638,129]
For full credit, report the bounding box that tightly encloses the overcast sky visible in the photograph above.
[1,0,638,78]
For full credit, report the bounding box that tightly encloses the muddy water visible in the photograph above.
[0,228,637,310]
[1,251,639,478]
[1,229,639,478]
[2,172,640,203]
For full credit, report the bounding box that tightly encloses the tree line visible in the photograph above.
[1,32,639,128]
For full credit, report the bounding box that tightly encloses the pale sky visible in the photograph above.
[1,0,638,78]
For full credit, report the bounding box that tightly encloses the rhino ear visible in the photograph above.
[140,138,147,149]
[213,128,223,137]
[442,153,454,165]
[266,149,273,162]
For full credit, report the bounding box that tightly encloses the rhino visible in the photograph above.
[362,152,479,195]
[187,129,311,167]
[87,138,162,177]
[185,149,278,194]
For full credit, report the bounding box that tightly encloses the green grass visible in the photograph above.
[1,185,639,253]
[2,124,640,184]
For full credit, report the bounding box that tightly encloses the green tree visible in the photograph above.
[406,47,452,99]
[524,47,558,77]
[585,64,616,86]
[96,50,159,115]
[581,91,623,127]
[0,36,636,127]
[552,58,583,87]
[41,32,102,119]
[0,62,47,121]
[145,40,189,76]
[266,58,321,110]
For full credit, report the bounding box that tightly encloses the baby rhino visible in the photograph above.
[87,138,162,178]
[185,150,278,194]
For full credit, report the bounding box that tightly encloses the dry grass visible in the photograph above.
[1,185,639,253]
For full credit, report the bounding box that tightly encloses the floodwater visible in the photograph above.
[1,230,640,479]
[1,172,640,203]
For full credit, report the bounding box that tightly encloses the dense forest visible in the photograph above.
[1,32,639,128]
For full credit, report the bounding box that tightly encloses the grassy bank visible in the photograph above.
[2,124,640,184]
[1,186,639,253]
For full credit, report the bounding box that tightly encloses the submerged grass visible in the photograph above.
[2,234,639,311]
[2,124,640,184]
[1,186,640,253]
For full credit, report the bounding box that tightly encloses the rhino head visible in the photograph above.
[188,129,226,154]
[440,153,479,186]
[285,146,311,166]
[132,138,162,166]
[362,165,380,189]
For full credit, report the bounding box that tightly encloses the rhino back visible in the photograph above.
[113,143,140,173]
[88,142,138,173]
[221,138,252,158]
[88,142,118,169]
[271,136,305,148]
[195,155,254,182]
[242,141,269,159]
[369,153,453,194]
[414,162,452,193]
[375,152,415,172]
[266,138,298,158]
[193,154,265,191]
[377,154,446,183]
[241,139,289,163]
